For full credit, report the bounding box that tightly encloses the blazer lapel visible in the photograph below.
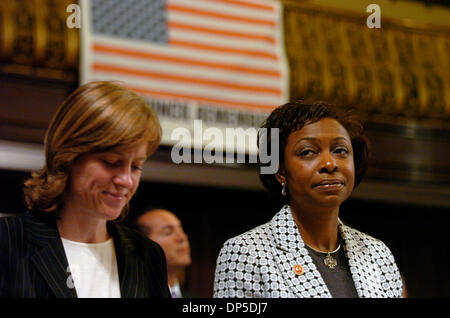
[339,222,384,298]
[271,206,332,298]
[25,212,77,298]
[108,222,146,298]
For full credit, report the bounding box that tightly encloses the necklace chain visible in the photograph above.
[305,242,341,270]
[305,242,341,255]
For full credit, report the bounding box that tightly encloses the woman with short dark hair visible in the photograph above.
[0,81,170,298]
[214,100,403,298]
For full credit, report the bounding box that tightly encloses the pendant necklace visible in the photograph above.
[306,242,341,270]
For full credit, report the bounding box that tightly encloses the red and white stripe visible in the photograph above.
[82,0,288,111]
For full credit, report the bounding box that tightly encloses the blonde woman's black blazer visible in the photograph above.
[0,211,171,298]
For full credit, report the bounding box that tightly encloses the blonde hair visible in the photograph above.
[24,81,161,218]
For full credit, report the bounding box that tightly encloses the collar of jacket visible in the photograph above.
[24,211,145,298]
[269,205,380,298]
[25,211,77,298]
[270,205,362,254]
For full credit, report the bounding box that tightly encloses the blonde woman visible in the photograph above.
[0,81,170,298]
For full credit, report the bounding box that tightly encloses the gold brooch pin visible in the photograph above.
[292,264,304,276]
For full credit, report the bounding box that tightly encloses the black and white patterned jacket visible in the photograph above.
[214,205,402,298]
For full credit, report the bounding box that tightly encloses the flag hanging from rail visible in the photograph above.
[80,0,289,154]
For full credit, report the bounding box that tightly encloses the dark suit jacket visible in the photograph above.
[0,211,171,298]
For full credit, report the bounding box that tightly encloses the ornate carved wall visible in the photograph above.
[283,1,449,129]
[1,0,448,127]
[0,0,78,80]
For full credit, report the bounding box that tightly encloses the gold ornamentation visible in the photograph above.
[0,0,78,80]
[283,1,450,128]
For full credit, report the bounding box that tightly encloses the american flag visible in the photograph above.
[81,0,288,151]
[80,0,289,154]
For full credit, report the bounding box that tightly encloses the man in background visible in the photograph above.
[135,208,192,298]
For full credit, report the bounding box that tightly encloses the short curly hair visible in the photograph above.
[258,100,370,209]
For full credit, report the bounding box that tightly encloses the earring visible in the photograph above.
[281,183,286,196]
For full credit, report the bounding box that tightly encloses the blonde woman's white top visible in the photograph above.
[61,237,121,298]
